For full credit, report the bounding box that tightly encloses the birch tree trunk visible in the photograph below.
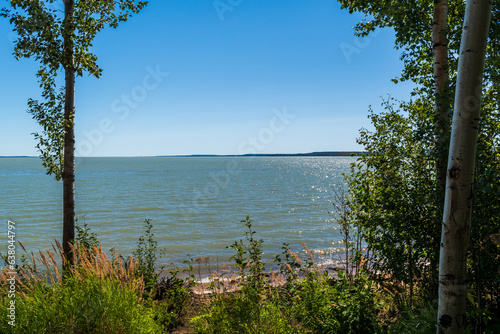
[62,0,76,267]
[437,1,492,333]
[432,0,450,194]
[432,0,450,295]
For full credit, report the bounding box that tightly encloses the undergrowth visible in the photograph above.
[191,216,386,334]
[3,216,495,333]
[0,219,192,334]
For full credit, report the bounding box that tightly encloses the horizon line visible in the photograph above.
[0,151,366,158]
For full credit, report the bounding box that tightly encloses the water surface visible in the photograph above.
[0,156,355,271]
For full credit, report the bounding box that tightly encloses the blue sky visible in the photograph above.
[0,0,415,156]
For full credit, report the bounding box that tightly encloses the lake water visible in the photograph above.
[0,156,355,273]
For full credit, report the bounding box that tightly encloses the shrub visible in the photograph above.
[191,217,307,333]
[287,269,385,334]
[75,216,100,252]
[191,217,387,333]
[0,242,162,334]
[191,290,305,334]
[227,216,266,297]
[153,268,194,332]
[133,219,162,291]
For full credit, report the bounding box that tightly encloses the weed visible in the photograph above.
[191,216,307,333]
[75,216,100,252]
[227,216,266,294]
[133,219,163,291]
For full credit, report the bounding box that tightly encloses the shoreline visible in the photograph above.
[0,151,365,158]
[185,261,357,295]
[165,258,350,284]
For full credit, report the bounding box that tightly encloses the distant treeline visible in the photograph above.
[0,152,366,158]
[164,151,366,157]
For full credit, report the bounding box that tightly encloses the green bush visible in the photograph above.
[289,271,385,334]
[0,266,162,333]
[227,216,266,297]
[346,97,441,305]
[0,218,194,333]
[75,216,100,252]
[389,302,500,334]
[153,268,194,332]
[134,219,163,291]
[191,217,307,333]
[191,217,386,333]
[191,291,304,334]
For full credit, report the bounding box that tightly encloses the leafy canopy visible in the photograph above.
[1,0,148,179]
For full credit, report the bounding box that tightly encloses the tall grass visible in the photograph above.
[0,240,162,333]
[0,219,194,333]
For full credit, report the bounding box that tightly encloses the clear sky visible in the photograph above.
[0,0,415,157]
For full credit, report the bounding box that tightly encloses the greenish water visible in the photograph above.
[0,156,355,271]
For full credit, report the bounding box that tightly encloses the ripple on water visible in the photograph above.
[1,156,357,268]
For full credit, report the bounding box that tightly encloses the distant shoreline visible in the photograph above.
[1,151,365,158]
[161,151,365,157]
[0,156,38,158]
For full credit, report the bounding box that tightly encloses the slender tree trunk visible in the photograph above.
[433,0,450,193]
[62,0,75,268]
[437,1,492,333]
[431,0,450,300]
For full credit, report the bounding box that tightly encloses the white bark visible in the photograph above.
[437,1,492,334]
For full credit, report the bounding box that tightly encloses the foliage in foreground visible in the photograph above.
[0,241,162,334]
[1,215,497,333]
[191,289,304,334]
[191,216,500,334]
[191,217,305,333]
[0,219,192,333]
[346,96,441,302]
[286,270,384,334]
[346,94,500,327]
[191,217,385,334]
